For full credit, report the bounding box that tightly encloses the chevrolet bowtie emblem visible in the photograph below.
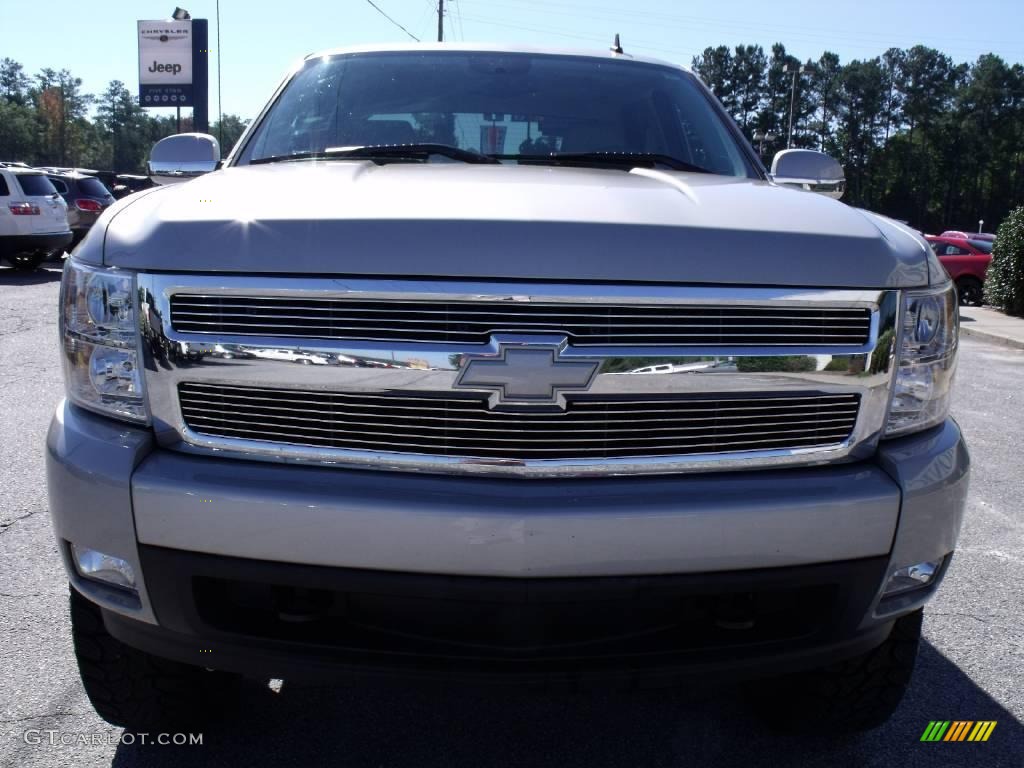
[454,335,600,409]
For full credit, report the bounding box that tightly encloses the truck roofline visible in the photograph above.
[302,42,690,73]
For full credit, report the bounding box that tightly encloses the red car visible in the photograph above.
[925,235,992,306]
[940,230,995,242]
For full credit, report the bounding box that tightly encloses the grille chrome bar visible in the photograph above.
[170,295,872,347]
[179,383,860,461]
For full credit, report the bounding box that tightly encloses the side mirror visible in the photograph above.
[770,149,846,200]
[148,133,221,186]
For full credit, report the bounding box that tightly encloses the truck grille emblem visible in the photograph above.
[453,336,600,409]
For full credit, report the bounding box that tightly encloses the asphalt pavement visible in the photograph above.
[1,263,1021,768]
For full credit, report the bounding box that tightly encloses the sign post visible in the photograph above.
[138,17,209,133]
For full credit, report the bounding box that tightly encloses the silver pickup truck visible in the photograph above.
[47,44,968,732]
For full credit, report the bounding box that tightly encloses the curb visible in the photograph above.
[960,324,1024,351]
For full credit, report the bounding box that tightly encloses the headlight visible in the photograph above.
[60,259,148,423]
[884,284,958,437]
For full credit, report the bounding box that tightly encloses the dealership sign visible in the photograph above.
[137,20,193,106]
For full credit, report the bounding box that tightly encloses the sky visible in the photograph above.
[2,0,1023,120]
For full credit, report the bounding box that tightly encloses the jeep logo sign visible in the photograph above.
[148,62,183,76]
[138,20,192,86]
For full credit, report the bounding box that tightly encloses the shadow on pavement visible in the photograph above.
[110,640,1021,768]
[0,264,64,285]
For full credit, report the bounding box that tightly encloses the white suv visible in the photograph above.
[0,167,72,270]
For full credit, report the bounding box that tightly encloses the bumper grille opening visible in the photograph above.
[193,575,834,658]
[178,383,861,461]
[170,295,873,347]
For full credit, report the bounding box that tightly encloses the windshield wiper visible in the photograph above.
[496,152,713,174]
[251,144,499,165]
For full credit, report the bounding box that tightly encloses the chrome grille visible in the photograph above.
[169,295,872,347]
[178,383,861,461]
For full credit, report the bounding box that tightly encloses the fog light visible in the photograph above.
[71,544,137,590]
[883,559,942,597]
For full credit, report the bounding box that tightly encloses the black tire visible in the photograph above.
[70,586,237,729]
[7,252,45,271]
[750,609,923,733]
[956,277,984,306]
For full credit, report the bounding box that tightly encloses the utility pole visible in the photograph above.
[59,81,66,166]
[752,130,777,159]
[216,0,223,149]
[437,0,444,42]
[783,63,808,149]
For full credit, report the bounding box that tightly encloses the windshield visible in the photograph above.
[238,51,754,176]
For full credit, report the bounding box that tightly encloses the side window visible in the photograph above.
[928,241,941,254]
[50,178,69,195]
[0,175,9,196]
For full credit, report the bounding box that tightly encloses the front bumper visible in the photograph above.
[46,401,970,679]
[0,231,72,257]
[104,546,895,685]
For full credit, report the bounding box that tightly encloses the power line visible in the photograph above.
[452,0,465,42]
[458,13,694,59]
[364,0,421,42]
[458,0,1024,59]
[459,0,467,41]
[416,0,437,41]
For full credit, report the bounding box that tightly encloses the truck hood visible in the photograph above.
[95,163,932,287]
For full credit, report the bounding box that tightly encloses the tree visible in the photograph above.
[985,206,1024,315]
[96,80,152,172]
[692,46,737,116]
[809,52,842,153]
[32,68,94,166]
[899,46,957,139]
[731,44,767,136]
[834,58,886,207]
[880,48,907,142]
[0,100,37,162]
[756,44,797,152]
[0,58,31,105]
[210,114,250,157]
[949,55,1020,228]
[755,44,816,156]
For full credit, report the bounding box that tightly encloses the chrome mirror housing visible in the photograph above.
[148,133,220,186]
[771,149,846,200]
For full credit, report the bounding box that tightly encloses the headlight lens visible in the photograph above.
[61,260,148,423]
[884,284,958,437]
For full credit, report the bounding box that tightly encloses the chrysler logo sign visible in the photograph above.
[138,20,192,87]
[454,335,599,409]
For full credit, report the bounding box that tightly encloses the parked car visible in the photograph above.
[248,347,332,365]
[49,44,968,735]
[925,235,991,305]
[0,167,71,269]
[110,174,155,199]
[46,171,116,246]
[941,230,995,243]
